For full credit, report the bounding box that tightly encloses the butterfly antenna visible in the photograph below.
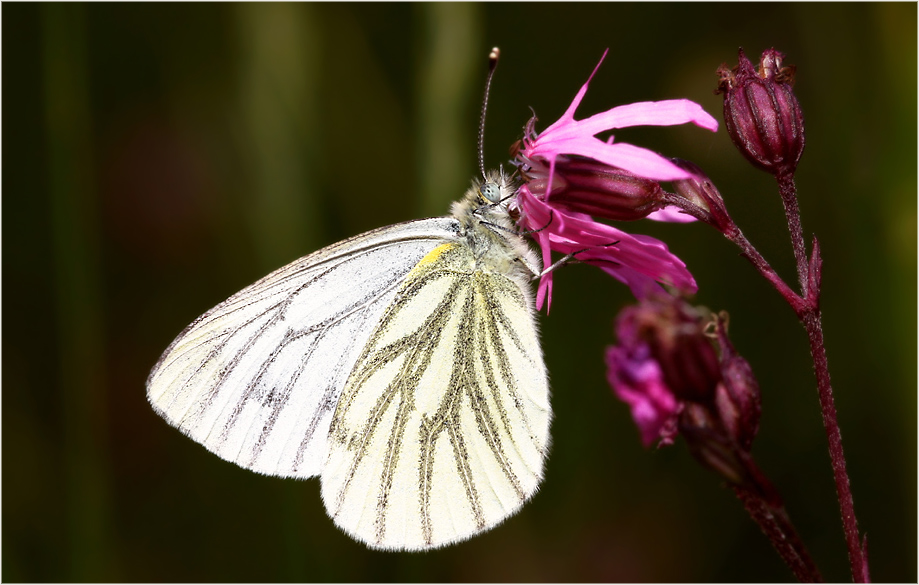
[478,47,500,180]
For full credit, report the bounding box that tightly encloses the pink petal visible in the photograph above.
[517,185,697,306]
[531,136,695,181]
[541,49,610,135]
[606,344,679,447]
[526,53,718,183]
[515,50,712,308]
[578,99,719,135]
[646,206,698,223]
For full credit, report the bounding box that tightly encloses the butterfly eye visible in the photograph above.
[479,182,502,203]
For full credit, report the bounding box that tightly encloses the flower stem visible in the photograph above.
[725,227,807,316]
[802,309,870,582]
[735,223,870,582]
[777,172,869,583]
[668,173,870,580]
[680,411,821,581]
[732,474,822,582]
[659,191,806,314]
[777,173,810,294]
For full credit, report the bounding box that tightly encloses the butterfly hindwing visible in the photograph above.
[321,240,551,550]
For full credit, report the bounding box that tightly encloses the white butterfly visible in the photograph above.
[147,169,552,551]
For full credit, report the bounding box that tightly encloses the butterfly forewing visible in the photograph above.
[321,241,550,550]
[147,218,461,479]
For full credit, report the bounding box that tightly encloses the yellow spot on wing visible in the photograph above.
[408,243,456,275]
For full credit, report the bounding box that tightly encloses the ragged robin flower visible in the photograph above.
[605,295,762,482]
[512,50,719,309]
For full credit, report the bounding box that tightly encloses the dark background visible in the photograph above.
[3,3,916,582]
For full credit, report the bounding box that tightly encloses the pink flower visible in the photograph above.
[605,295,724,449]
[513,50,719,310]
[606,342,679,447]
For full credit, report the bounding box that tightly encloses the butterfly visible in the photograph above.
[147,168,552,551]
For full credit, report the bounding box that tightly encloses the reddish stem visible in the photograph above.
[802,309,870,582]
[725,227,807,316]
[680,402,821,581]
[666,174,870,581]
[659,192,806,314]
[732,482,823,583]
[777,173,869,583]
[777,173,810,294]
[730,444,822,582]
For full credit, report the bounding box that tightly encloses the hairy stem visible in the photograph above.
[802,309,870,582]
[778,172,869,582]
[777,173,810,294]
[659,191,806,314]
[725,227,806,316]
[732,483,822,583]
[728,447,823,582]
[668,174,869,580]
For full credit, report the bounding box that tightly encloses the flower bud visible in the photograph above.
[711,314,762,451]
[679,403,748,485]
[608,301,766,484]
[668,159,733,233]
[668,159,715,211]
[717,48,805,176]
[716,356,761,451]
[520,153,666,221]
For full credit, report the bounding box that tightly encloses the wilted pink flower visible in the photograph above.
[513,50,719,309]
[606,296,763,471]
[606,342,679,447]
[606,295,722,447]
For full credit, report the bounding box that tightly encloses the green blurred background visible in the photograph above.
[3,3,916,582]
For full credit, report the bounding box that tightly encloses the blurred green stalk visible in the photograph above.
[414,3,481,217]
[42,4,114,580]
[233,4,321,578]
[235,3,321,270]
